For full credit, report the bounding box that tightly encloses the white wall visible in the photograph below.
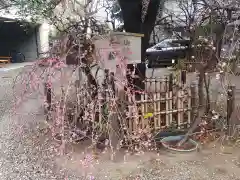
[37,21,50,58]
[0,5,53,61]
[16,30,39,61]
[15,22,51,62]
[15,22,51,61]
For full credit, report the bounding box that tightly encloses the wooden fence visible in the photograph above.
[126,72,196,133]
[97,70,197,133]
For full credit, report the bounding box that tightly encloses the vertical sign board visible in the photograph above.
[93,32,143,89]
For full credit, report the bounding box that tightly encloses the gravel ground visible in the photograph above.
[126,149,240,180]
[0,66,240,180]
[0,67,64,179]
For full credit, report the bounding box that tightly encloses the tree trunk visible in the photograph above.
[141,0,161,61]
[215,23,225,59]
[198,70,204,108]
[118,0,161,99]
[118,0,161,62]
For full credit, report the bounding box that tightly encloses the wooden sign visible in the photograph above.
[93,32,143,72]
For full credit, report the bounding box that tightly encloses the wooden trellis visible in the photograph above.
[126,71,196,133]
[96,70,196,134]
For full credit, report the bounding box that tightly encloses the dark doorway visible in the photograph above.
[0,17,38,62]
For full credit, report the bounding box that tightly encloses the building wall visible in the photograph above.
[15,22,51,62]
[16,29,39,61]
[0,8,51,61]
[37,21,50,58]
[16,22,50,61]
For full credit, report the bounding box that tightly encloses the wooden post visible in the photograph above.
[110,72,115,96]
[177,90,181,128]
[144,93,148,129]
[109,73,123,160]
[169,73,173,92]
[231,58,237,74]
[109,111,120,161]
[153,78,157,129]
[227,85,235,135]
[158,78,161,128]
[44,82,51,120]
[117,89,126,134]
[168,73,173,127]
[165,76,168,92]
[153,92,157,130]
[103,69,110,112]
[98,89,102,126]
[187,88,191,127]
[190,83,197,124]
[181,70,187,85]
[74,67,82,126]
[103,69,110,87]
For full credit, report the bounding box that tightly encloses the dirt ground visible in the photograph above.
[49,135,240,180]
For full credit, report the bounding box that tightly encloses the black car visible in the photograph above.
[146,39,190,68]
